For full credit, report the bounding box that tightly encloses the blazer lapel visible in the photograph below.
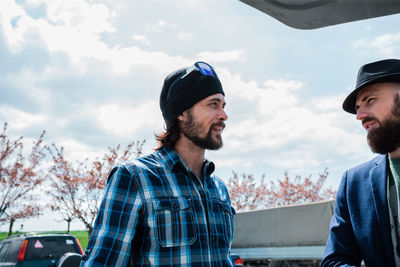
[370,155,393,257]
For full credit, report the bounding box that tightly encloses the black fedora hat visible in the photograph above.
[343,59,400,114]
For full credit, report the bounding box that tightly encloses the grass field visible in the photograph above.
[0,230,89,251]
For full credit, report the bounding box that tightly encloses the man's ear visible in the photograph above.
[177,113,185,121]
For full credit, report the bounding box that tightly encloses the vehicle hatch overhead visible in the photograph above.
[239,0,400,29]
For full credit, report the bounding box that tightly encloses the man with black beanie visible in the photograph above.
[81,61,235,266]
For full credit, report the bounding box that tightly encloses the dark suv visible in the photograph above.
[0,233,83,267]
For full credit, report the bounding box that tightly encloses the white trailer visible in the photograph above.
[231,200,335,266]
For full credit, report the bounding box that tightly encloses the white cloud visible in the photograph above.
[311,94,346,112]
[46,0,115,34]
[94,100,163,138]
[217,69,367,172]
[0,107,47,130]
[158,20,176,29]
[6,69,52,106]
[196,50,245,63]
[223,70,302,116]
[1,0,114,51]
[353,32,400,57]
[0,0,249,77]
[25,0,46,5]
[132,34,151,45]
[269,152,321,170]
[0,0,26,49]
[158,20,166,27]
[178,33,193,40]
[54,138,105,163]
[215,157,253,168]
[0,1,198,75]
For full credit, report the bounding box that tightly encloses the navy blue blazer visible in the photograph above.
[321,154,396,267]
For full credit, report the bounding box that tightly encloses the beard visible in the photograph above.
[367,94,400,154]
[181,111,225,150]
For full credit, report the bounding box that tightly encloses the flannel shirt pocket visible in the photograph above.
[154,197,197,247]
[214,200,236,245]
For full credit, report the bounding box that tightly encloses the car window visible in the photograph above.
[24,237,80,261]
[0,242,10,262]
[3,239,22,263]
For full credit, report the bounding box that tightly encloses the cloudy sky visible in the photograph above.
[1,0,400,231]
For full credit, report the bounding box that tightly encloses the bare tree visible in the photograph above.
[227,168,336,212]
[0,123,46,235]
[48,140,145,237]
[228,172,265,211]
[5,206,42,236]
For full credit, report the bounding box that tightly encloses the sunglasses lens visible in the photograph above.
[168,62,218,97]
[197,62,214,76]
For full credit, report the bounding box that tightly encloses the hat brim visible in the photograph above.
[342,73,400,114]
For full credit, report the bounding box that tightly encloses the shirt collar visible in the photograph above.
[157,147,215,176]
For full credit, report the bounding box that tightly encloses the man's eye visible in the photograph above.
[367,98,375,103]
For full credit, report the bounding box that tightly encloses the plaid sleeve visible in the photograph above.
[80,166,142,267]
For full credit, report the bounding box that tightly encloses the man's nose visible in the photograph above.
[219,108,228,121]
[356,107,368,121]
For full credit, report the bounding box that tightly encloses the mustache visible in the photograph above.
[211,121,225,130]
[362,116,378,125]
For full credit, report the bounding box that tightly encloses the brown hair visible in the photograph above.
[155,118,181,151]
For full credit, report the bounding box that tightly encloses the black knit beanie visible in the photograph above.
[160,63,225,123]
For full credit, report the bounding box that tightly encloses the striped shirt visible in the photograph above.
[80,147,235,267]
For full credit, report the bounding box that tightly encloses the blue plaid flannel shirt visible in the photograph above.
[80,147,236,266]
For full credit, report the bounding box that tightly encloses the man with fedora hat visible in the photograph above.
[80,61,235,266]
[322,59,400,266]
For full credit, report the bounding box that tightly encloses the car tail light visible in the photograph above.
[17,240,28,261]
[235,257,244,266]
[75,237,84,255]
